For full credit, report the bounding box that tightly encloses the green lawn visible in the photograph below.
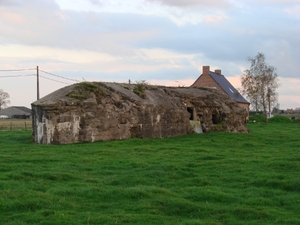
[0,121,299,224]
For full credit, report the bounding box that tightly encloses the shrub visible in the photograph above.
[249,115,265,123]
[133,80,148,99]
[268,115,292,123]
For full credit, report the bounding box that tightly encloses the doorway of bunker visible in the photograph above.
[212,113,220,124]
[187,107,195,120]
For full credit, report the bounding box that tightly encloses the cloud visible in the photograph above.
[277,78,300,109]
[0,2,163,56]
[203,14,228,24]
[0,0,65,45]
[1,0,298,78]
[149,78,196,87]
[254,0,300,3]
[284,5,300,18]
[88,0,103,5]
[145,0,232,8]
[79,0,233,25]
[0,0,299,109]
[0,0,20,6]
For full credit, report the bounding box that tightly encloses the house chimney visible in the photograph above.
[203,66,210,75]
[215,69,221,75]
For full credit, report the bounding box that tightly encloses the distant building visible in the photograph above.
[271,107,281,114]
[295,108,300,113]
[285,108,296,114]
[0,106,31,119]
[191,66,250,113]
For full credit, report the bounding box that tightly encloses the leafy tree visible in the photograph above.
[0,89,10,111]
[241,53,279,123]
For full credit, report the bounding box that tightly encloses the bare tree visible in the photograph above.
[0,89,10,111]
[241,53,279,123]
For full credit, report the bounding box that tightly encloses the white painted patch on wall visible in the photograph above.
[91,132,95,142]
[156,114,161,124]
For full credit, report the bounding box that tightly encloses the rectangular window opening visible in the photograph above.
[187,107,195,120]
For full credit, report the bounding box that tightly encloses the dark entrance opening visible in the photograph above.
[187,107,194,120]
[212,113,219,124]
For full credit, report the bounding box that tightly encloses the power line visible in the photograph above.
[39,75,71,85]
[39,69,80,83]
[0,66,79,102]
[0,74,36,78]
[0,67,80,83]
[0,68,36,72]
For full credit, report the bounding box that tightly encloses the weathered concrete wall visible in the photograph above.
[32,82,248,144]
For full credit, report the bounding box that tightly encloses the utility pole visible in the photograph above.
[37,66,40,100]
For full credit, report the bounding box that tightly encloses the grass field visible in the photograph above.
[0,118,299,224]
[271,114,300,121]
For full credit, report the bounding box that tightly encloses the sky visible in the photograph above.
[0,0,299,110]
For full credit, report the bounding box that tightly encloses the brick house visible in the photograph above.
[191,66,250,113]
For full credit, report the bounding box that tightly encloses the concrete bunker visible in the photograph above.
[32,82,248,144]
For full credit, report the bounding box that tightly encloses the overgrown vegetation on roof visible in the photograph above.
[66,82,104,100]
[133,80,148,99]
